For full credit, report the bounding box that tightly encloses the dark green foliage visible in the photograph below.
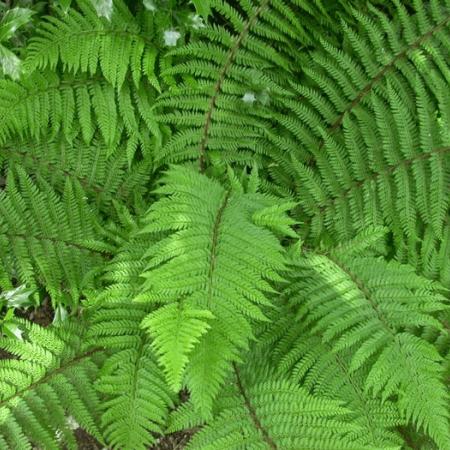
[0,0,448,449]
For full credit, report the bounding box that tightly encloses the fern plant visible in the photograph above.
[0,0,449,449]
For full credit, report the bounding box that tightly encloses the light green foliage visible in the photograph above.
[136,166,290,415]
[0,320,105,449]
[0,1,448,449]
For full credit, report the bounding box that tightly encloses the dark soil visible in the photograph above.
[16,297,54,326]
[74,429,103,450]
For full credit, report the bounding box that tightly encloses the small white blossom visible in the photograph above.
[242,92,256,104]
[143,0,157,11]
[163,29,181,47]
[91,0,113,21]
[190,14,205,30]
[0,53,21,80]
[66,416,80,430]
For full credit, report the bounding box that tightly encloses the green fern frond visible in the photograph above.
[156,0,374,168]
[0,319,104,450]
[0,71,161,150]
[135,165,292,416]
[0,167,110,306]
[287,244,450,448]
[169,370,391,450]
[256,307,404,448]
[0,136,153,212]
[25,0,158,90]
[88,302,175,449]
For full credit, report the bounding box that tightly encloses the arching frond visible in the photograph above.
[169,370,392,450]
[286,242,450,449]
[156,0,377,168]
[0,168,111,306]
[0,136,153,212]
[0,320,104,449]
[25,0,158,89]
[88,303,175,450]
[0,71,161,150]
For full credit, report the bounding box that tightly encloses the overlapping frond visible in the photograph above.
[256,307,404,448]
[286,240,450,448]
[0,70,161,150]
[25,0,159,90]
[88,303,175,450]
[280,0,450,286]
[0,167,111,306]
[135,165,293,416]
[156,0,373,167]
[0,136,153,212]
[290,53,450,282]
[0,320,104,449]
[168,370,391,450]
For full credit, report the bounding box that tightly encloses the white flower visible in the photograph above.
[66,416,80,430]
[91,0,113,21]
[0,53,21,80]
[143,0,157,11]
[242,92,256,104]
[190,14,205,30]
[163,29,181,47]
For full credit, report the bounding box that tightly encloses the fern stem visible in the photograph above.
[198,0,270,172]
[397,427,420,450]
[319,13,450,149]
[233,363,278,450]
[206,190,231,307]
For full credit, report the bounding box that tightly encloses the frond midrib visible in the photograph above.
[305,145,450,221]
[0,348,102,409]
[233,363,278,450]
[198,0,271,171]
[320,12,450,146]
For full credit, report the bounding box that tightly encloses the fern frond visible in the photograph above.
[170,369,391,450]
[88,302,175,449]
[0,71,161,150]
[25,0,158,89]
[135,165,291,416]
[287,243,450,448]
[282,2,450,286]
[0,167,110,306]
[256,307,404,448]
[156,0,372,167]
[0,136,153,212]
[0,319,104,449]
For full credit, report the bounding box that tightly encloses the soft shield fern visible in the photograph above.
[135,165,292,416]
[0,0,448,449]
